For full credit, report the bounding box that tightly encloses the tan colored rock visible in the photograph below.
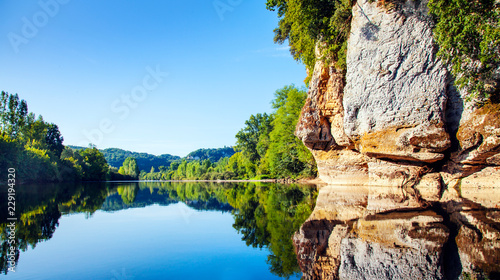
[459,166,500,209]
[294,1,499,190]
[453,103,500,166]
[487,153,500,165]
[414,173,443,202]
[354,210,448,251]
[367,160,424,187]
[339,237,446,280]
[356,124,449,163]
[296,59,350,151]
[365,185,423,212]
[312,149,371,185]
[452,209,500,276]
[291,0,500,277]
[293,219,339,280]
[294,185,449,280]
[311,185,369,222]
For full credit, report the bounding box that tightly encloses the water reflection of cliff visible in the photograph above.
[294,185,500,280]
[0,181,317,279]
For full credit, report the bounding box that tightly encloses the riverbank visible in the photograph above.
[122,178,326,186]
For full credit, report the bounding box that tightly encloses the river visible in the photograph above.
[2,181,499,279]
[0,181,317,280]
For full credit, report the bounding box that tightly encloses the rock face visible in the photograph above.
[294,0,500,278]
[295,0,500,197]
[344,0,450,164]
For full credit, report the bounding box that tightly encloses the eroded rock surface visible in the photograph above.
[293,0,500,278]
[295,0,500,203]
[344,0,450,163]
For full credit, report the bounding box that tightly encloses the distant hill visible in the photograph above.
[66,146,234,172]
[102,148,180,172]
[186,147,235,162]
[67,145,180,172]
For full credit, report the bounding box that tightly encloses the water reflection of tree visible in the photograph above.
[228,183,316,279]
[0,182,108,274]
[0,182,316,278]
[117,184,139,204]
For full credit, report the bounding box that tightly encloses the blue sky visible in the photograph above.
[0,0,306,156]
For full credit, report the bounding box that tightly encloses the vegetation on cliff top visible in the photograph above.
[267,0,499,102]
[266,0,353,79]
[429,0,500,102]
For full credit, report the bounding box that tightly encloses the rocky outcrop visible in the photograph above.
[295,0,500,201]
[293,0,500,278]
[344,0,450,164]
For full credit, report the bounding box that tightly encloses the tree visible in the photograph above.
[118,157,140,179]
[235,113,274,163]
[170,161,180,171]
[266,0,353,75]
[428,0,500,101]
[117,185,138,204]
[264,85,316,177]
[0,91,29,137]
[80,148,109,181]
[45,123,64,158]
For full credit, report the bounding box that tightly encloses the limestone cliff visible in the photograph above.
[296,0,500,198]
[294,0,500,279]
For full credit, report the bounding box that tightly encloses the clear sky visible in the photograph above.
[0,0,306,157]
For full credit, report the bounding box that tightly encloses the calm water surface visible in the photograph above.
[0,181,317,280]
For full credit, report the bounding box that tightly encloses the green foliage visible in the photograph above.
[117,185,139,204]
[45,123,64,158]
[0,91,111,183]
[0,182,109,274]
[79,148,109,181]
[186,147,235,162]
[139,85,316,181]
[118,157,140,179]
[96,147,180,172]
[264,85,316,178]
[235,113,274,163]
[0,91,29,138]
[428,0,500,101]
[1,181,316,276]
[227,183,317,278]
[266,0,353,76]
